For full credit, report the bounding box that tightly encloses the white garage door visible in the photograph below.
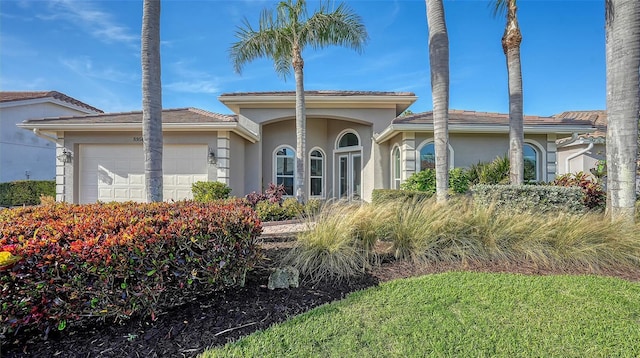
[79,144,208,204]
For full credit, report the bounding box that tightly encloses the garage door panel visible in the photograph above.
[80,144,208,204]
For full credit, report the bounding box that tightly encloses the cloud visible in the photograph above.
[164,81,220,94]
[59,56,137,84]
[40,0,138,47]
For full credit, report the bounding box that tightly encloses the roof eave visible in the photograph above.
[375,124,595,143]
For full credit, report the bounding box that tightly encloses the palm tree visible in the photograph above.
[605,0,639,223]
[493,0,524,185]
[141,0,163,202]
[425,0,450,203]
[231,0,368,203]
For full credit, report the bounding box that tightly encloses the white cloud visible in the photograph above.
[59,56,137,84]
[164,80,220,94]
[41,0,138,46]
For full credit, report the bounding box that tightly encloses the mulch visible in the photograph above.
[2,238,639,358]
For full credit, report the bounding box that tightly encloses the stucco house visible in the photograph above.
[18,90,598,204]
[0,91,103,183]
[555,110,607,176]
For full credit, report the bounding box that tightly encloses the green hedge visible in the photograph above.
[192,181,232,202]
[371,189,433,204]
[471,184,585,214]
[0,200,261,338]
[0,180,55,207]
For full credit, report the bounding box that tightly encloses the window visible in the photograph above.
[338,132,359,148]
[523,144,539,182]
[419,143,436,170]
[417,140,453,171]
[309,149,324,197]
[275,146,295,195]
[392,146,401,189]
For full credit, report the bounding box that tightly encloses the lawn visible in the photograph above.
[204,271,640,357]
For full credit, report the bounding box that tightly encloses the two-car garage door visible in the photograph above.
[79,144,208,204]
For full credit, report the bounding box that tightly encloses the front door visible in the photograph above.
[338,153,361,200]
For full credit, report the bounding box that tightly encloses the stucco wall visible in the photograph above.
[557,143,605,176]
[0,102,92,182]
[228,132,245,197]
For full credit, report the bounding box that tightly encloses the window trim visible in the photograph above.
[415,138,454,171]
[335,129,363,153]
[308,147,325,198]
[523,140,546,182]
[391,145,401,189]
[273,145,296,197]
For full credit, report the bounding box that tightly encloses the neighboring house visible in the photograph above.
[0,91,103,183]
[555,110,607,176]
[18,90,597,204]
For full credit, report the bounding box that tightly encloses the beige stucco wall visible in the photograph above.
[228,132,245,197]
[557,142,605,176]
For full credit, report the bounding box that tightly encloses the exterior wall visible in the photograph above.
[557,142,606,176]
[228,132,245,197]
[0,102,94,182]
[60,131,220,203]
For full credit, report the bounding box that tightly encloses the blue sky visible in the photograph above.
[0,0,605,117]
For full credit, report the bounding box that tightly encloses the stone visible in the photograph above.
[267,266,299,290]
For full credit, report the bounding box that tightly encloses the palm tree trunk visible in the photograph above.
[503,0,524,185]
[141,0,163,202]
[426,0,450,203]
[605,0,639,223]
[293,44,306,203]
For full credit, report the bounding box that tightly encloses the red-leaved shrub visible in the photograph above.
[0,200,261,338]
[552,172,606,210]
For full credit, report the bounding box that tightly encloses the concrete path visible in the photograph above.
[260,220,314,238]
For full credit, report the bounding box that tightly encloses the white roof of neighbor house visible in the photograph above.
[375,109,598,143]
[0,91,103,113]
[18,107,260,142]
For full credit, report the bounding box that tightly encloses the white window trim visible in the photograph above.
[273,145,296,197]
[415,138,455,171]
[335,129,361,150]
[523,140,546,182]
[308,147,326,199]
[391,145,401,189]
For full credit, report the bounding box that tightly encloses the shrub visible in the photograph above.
[471,184,585,214]
[551,172,606,210]
[371,189,433,204]
[401,168,471,194]
[0,180,55,207]
[192,181,232,202]
[0,200,261,339]
[468,156,510,185]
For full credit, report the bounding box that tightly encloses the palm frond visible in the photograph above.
[303,2,368,52]
[491,0,510,18]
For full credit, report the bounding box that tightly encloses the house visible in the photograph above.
[555,110,607,176]
[0,91,103,183]
[18,90,597,204]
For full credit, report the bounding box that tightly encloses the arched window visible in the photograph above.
[417,140,453,171]
[309,149,324,197]
[392,146,401,189]
[274,146,295,195]
[337,132,359,148]
[523,144,539,182]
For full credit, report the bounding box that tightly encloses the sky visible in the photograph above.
[0,0,605,117]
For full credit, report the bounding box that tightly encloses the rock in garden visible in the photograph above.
[268,266,299,290]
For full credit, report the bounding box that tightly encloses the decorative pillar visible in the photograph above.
[216,131,230,185]
[546,134,557,182]
[402,132,416,181]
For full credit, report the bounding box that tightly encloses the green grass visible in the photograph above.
[202,272,640,357]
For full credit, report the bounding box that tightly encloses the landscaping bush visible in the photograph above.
[468,156,510,185]
[551,172,606,210]
[471,184,585,214]
[0,180,55,207]
[192,181,232,202]
[371,189,433,204]
[0,200,262,338]
[400,167,471,194]
[246,183,320,222]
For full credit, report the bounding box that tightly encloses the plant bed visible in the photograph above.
[3,237,640,358]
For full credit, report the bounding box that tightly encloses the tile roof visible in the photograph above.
[554,110,606,138]
[393,109,595,126]
[22,108,236,124]
[0,91,103,113]
[219,90,415,97]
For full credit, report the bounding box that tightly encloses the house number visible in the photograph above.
[133,137,144,142]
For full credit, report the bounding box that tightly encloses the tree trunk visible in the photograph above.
[141,0,163,202]
[426,0,450,203]
[605,0,639,223]
[293,44,306,203]
[503,0,524,185]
